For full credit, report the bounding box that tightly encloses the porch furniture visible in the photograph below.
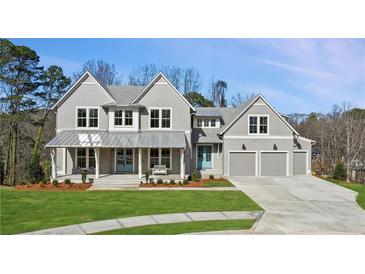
[152,165,168,175]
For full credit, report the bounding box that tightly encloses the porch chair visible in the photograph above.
[152,165,168,175]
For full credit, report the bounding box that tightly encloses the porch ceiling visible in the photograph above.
[46,130,186,148]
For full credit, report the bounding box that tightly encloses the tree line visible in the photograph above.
[1,39,364,185]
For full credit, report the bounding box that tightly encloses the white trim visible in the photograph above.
[260,150,289,176]
[75,147,96,171]
[75,106,100,129]
[195,117,220,128]
[61,148,66,175]
[248,114,269,135]
[115,148,135,173]
[298,136,316,144]
[294,150,310,174]
[52,71,116,110]
[147,148,173,170]
[195,144,214,170]
[220,94,299,136]
[148,107,172,130]
[228,150,258,176]
[131,72,196,112]
[224,135,293,139]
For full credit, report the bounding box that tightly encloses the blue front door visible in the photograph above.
[116,148,133,173]
[197,145,212,170]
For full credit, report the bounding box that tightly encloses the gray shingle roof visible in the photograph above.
[46,130,186,148]
[106,86,145,105]
[192,128,222,143]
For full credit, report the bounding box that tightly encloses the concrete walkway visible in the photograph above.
[229,175,365,234]
[20,211,263,235]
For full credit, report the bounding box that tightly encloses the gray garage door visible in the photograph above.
[293,151,307,175]
[229,152,256,176]
[261,152,287,176]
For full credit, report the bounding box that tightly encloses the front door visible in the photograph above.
[116,148,133,173]
[197,145,212,170]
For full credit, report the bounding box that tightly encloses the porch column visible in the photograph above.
[180,148,185,179]
[138,148,142,179]
[94,148,100,179]
[51,148,56,179]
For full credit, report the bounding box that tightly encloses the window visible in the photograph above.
[114,110,123,126]
[76,148,87,169]
[149,148,159,168]
[150,109,160,128]
[161,109,171,128]
[249,115,269,134]
[197,119,203,127]
[77,109,87,127]
[203,118,209,127]
[210,119,216,127]
[89,108,98,128]
[125,110,133,126]
[88,149,95,168]
[149,148,172,169]
[150,108,171,129]
[160,148,171,169]
[260,116,268,134]
[76,107,98,128]
[196,118,218,128]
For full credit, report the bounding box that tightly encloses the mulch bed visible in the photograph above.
[140,178,230,188]
[15,182,92,191]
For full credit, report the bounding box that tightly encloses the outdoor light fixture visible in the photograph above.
[273,144,278,150]
[242,144,246,150]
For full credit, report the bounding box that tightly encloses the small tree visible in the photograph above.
[27,152,43,183]
[41,160,51,183]
[333,161,347,181]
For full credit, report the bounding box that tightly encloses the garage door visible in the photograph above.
[261,152,287,176]
[293,151,307,175]
[229,152,256,176]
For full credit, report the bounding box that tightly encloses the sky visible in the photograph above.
[10,38,365,114]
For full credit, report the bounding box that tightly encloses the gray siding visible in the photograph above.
[57,75,110,130]
[229,152,256,176]
[261,152,287,176]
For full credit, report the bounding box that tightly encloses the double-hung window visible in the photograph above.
[249,115,268,134]
[150,108,171,129]
[76,107,98,128]
[149,148,171,169]
[76,148,96,170]
[125,110,133,126]
[114,110,133,127]
[114,110,123,126]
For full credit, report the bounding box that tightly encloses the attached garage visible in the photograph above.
[260,151,288,176]
[229,152,257,176]
[293,151,307,175]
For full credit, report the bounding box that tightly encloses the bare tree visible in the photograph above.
[183,68,202,93]
[161,65,183,90]
[210,80,228,107]
[231,92,256,107]
[128,64,157,86]
[72,59,122,85]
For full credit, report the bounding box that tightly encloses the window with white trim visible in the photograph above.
[150,108,171,129]
[149,148,172,169]
[114,110,123,126]
[76,107,98,128]
[76,148,95,169]
[125,110,133,126]
[249,115,268,134]
[197,119,203,127]
[196,118,218,128]
[114,110,133,127]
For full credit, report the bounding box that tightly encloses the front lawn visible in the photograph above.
[0,188,261,234]
[202,180,234,187]
[94,219,255,235]
[321,177,365,210]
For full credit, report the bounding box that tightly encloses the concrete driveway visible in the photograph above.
[229,176,365,234]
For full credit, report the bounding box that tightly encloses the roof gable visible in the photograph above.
[131,72,196,111]
[219,94,299,135]
[51,71,116,110]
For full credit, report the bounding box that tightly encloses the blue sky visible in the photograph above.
[11,38,365,114]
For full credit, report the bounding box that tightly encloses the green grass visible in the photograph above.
[0,189,261,234]
[321,176,365,210]
[94,219,256,235]
[202,180,234,187]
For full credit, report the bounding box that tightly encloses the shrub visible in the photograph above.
[145,171,150,183]
[209,174,214,180]
[89,178,94,184]
[157,178,163,185]
[333,161,347,180]
[149,178,154,184]
[52,179,58,186]
[81,169,88,183]
[191,171,201,182]
[183,179,189,185]
[41,160,51,183]
[169,179,176,185]
[27,152,43,183]
[178,181,183,185]
[64,179,71,184]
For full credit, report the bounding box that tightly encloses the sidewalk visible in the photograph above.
[20,211,263,235]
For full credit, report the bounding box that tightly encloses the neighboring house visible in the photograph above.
[47,71,314,180]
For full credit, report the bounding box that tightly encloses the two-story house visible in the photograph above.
[46,71,314,182]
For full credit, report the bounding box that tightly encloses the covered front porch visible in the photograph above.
[46,130,188,181]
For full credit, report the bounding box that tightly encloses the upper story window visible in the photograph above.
[197,118,218,128]
[249,115,268,134]
[114,110,133,127]
[77,107,98,128]
[150,108,171,129]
